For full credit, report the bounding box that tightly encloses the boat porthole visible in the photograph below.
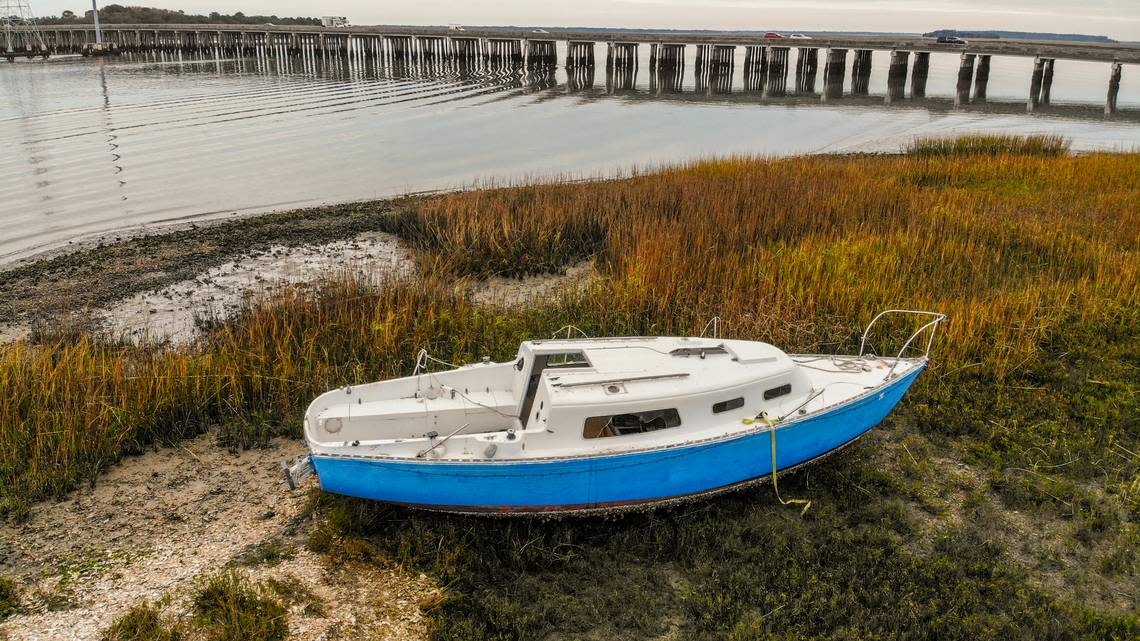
[535,410,540,421]
[607,385,621,393]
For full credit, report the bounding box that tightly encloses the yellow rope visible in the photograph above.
[770,428,811,515]
[749,414,812,515]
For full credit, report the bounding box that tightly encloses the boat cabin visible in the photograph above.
[304,337,813,460]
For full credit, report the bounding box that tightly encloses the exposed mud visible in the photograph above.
[100,232,412,344]
[0,199,595,345]
[0,202,399,342]
[471,259,596,307]
[0,432,439,641]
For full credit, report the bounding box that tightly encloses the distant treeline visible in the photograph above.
[37,4,321,26]
[924,29,1116,43]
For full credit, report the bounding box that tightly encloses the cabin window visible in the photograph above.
[583,408,682,439]
[712,397,745,414]
[670,346,728,358]
[764,383,792,400]
[546,351,589,368]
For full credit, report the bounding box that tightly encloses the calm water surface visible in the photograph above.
[1,46,1138,262]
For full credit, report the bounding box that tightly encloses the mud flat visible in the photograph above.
[0,432,440,641]
[99,232,411,344]
[0,202,400,343]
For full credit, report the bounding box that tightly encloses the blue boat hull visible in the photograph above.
[311,364,924,513]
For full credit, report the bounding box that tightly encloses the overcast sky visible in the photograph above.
[34,1,1140,41]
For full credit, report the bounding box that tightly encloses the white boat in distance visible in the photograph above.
[286,310,946,514]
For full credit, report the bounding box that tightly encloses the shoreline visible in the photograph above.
[0,195,598,345]
[0,200,403,341]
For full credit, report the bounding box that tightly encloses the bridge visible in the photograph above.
[16,24,1139,113]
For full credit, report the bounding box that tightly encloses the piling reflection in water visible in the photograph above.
[650,55,685,94]
[567,65,595,92]
[57,42,1138,117]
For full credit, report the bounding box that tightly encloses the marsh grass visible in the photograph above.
[233,539,296,567]
[192,571,287,641]
[0,577,19,619]
[264,575,325,617]
[906,133,1072,156]
[2,140,1139,637]
[101,603,182,641]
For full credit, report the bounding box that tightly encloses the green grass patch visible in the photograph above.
[101,602,182,641]
[264,575,325,617]
[192,571,288,641]
[906,134,1071,156]
[0,577,20,619]
[232,539,296,567]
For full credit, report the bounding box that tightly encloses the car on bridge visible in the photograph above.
[763,32,785,39]
[789,34,812,40]
[936,35,968,45]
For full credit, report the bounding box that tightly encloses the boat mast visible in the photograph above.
[91,0,101,44]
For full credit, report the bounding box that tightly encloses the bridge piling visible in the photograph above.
[764,47,789,98]
[652,43,684,72]
[24,23,1140,114]
[567,41,594,67]
[713,45,736,93]
[694,45,709,93]
[651,45,685,93]
[973,55,991,103]
[1106,62,1123,115]
[851,49,872,95]
[821,48,846,100]
[526,40,556,66]
[1040,58,1055,106]
[743,45,767,92]
[1028,56,1058,112]
[885,50,909,103]
[796,47,819,94]
[607,42,638,70]
[956,53,976,106]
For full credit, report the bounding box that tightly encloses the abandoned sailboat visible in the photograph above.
[286,310,946,514]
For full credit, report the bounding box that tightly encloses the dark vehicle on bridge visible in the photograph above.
[936,36,968,45]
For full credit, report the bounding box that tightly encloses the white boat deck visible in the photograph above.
[303,336,924,462]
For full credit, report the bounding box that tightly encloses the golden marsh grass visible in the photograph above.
[1,143,1138,517]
